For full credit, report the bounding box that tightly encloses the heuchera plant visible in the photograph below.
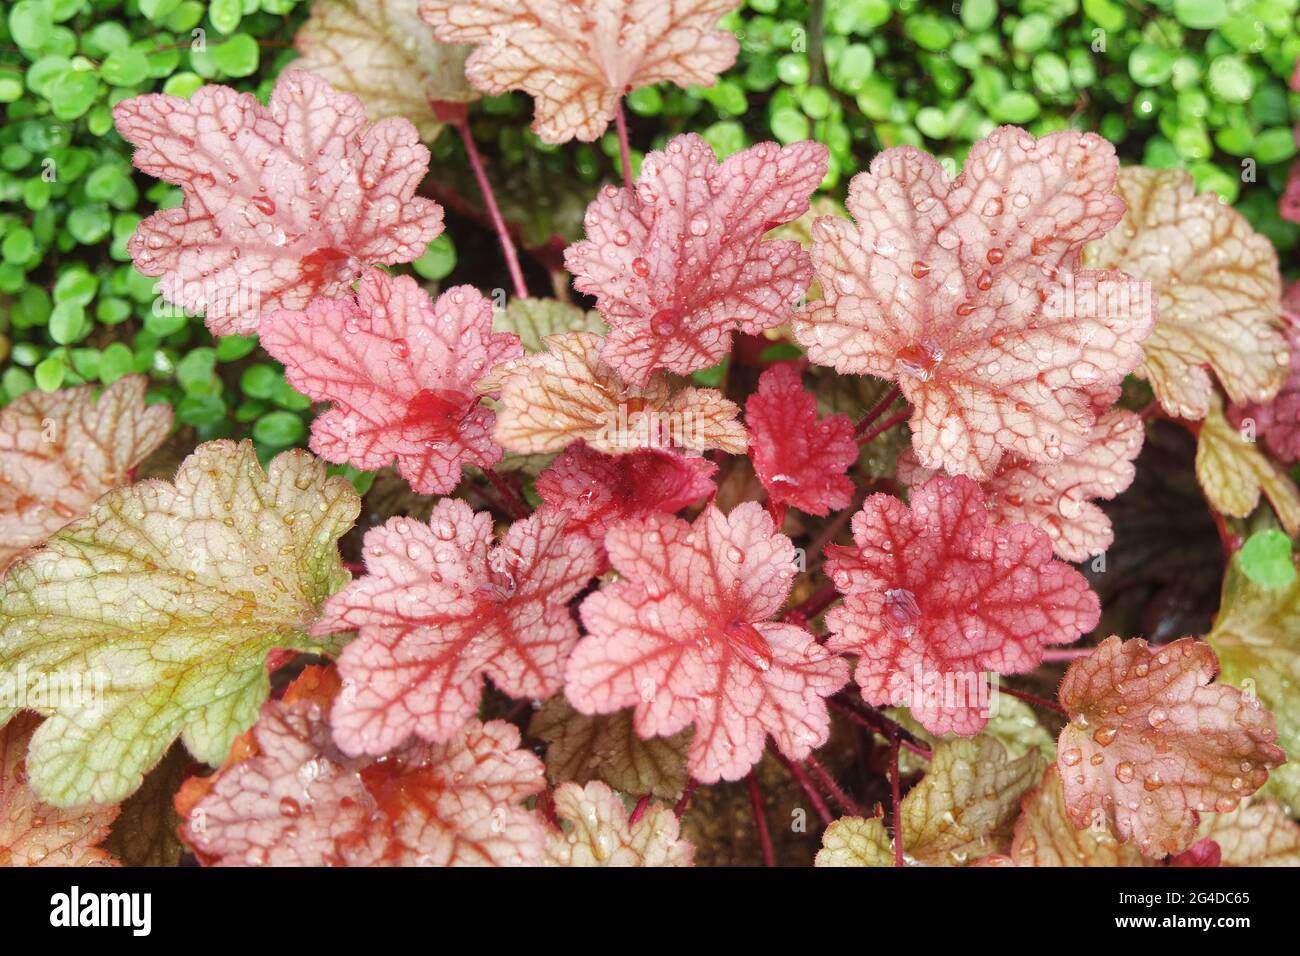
[2,0,1298,870]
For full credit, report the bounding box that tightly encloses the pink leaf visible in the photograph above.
[259,270,521,495]
[566,503,849,783]
[180,669,546,866]
[896,391,1144,561]
[824,475,1100,736]
[566,134,828,385]
[792,127,1153,479]
[1228,283,1300,464]
[745,362,858,516]
[314,500,600,755]
[1057,636,1286,857]
[0,714,119,867]
[419,0,741,144]
[113,70,444,335]
[535,441,716,561]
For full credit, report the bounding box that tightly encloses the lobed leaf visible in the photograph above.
[419,0,741,143]
[0,714,119,866]
[566,135,828,384]
[1207,555,1300,806]
[897,397,1143,561]
[793,127,1151,479]
[295,0,477,142]
[814,816,893,867]
[491,331,746,456]
[545,780,693,866]
[529,696,689,800]
[113,70,443,334]
[1226,283,1300,464]
[0,377,172,574]
[1057,636,1286,857]
[0,440,359,806]
[315,500,600,755]
[1084,167,1288,419]
[1195,394,1300,536]
[567,503,848,783]
[824,475,1099,736]
[259,271,523,495]
[1196,798,1300,866]
[180,668,546,866]
[1008,766,1152,867]
[494,298,606,353]
[745,362,858,517]
[535,441,716,561]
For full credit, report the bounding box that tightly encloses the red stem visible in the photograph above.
[770,746,833,825]
[674,779,698,818]
[484,469,530,521]
[999,684,1068,717]
[888,736,904,867]
[456,116,528,300]
[342,560,365,576]
[829,697,931,760]
[783,582,840,626]
[804,755,864,817]
[854,385,902,436]
[614,99,634,192]
[628,793,652,827]
[747,772,776,867]
[856,407,910,447]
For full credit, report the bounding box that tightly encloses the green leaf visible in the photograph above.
[252,410,307,447]
[410,234,456,281]
[98,342,134,383]
[1207,556,1300,807]
[0,442,360,806]
[1174,0,1227,29]
[101,47,149,87]
[216,334,259,362]
[1238,530,1297,590]
[493,298,605,352]
[211,33,260,77]
[48,302,86,344]
[208,0,243,34]
[47,68,100,121]
[9,0,54,51]
[1207,55,1254,103]
[33,355,66,392]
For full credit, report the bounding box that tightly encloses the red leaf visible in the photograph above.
[535,441,716,561]
[1228,283,1300,464]
[179,669,546,866]
[824,475,1099,736]
[113,70,444,335]
[896,392,1144,561]
[1057,636,1286,857]
[0,715,119,867]
[793,127,1153,479]
[566,502,849,783]
[419,0,741,143]
[745,362,858,516]
[566,134,828,385]
[314,500,600,755]
[259,270,522,494]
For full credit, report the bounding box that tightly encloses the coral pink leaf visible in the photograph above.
[745,362,857,516]
[536,441,716,556]
[1057,636,1286,857]
[824,475,1099,736]
[567,502,849,783]
[896,401,1144,561]
[0,714,119,867]
[566,135,828,385]
[0,376,172,574]
[419,0,742,144]
[259,270,521,495]
[113,70,444,335]
[1228,283,1300,464]
[793,126,1153,479]
[314,500,600,755]
[181,670,546,865]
